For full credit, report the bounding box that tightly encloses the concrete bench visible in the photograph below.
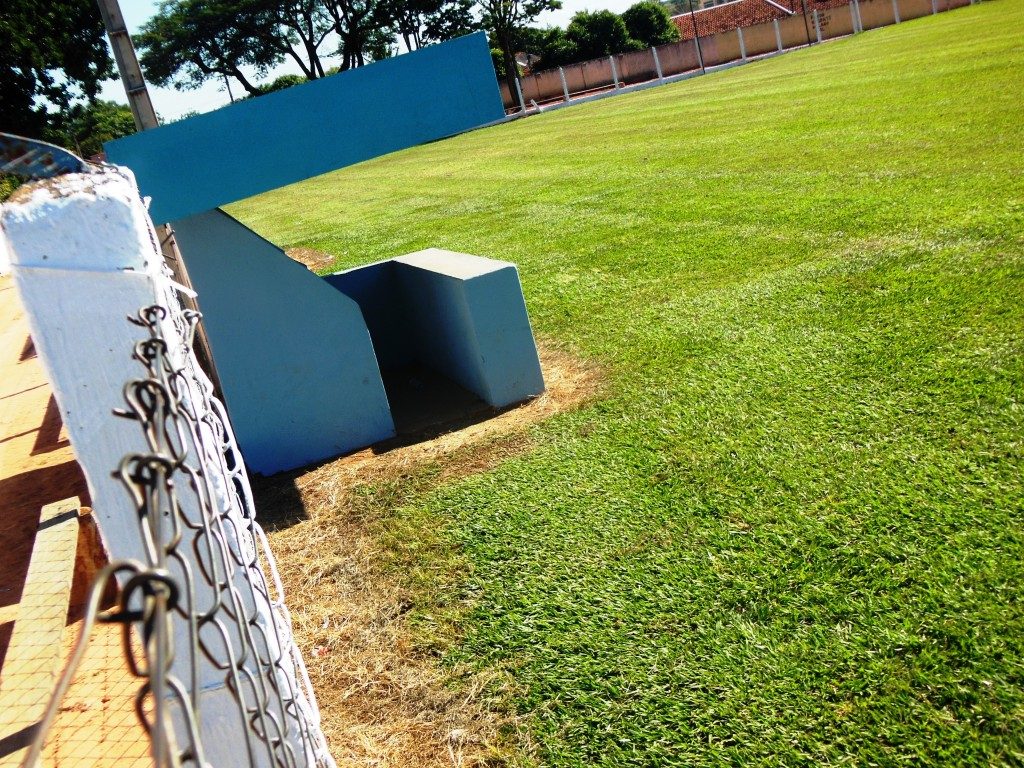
[0,497,80,762]
[325,248,545,409]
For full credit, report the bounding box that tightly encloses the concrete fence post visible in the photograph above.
[738,27,747,60]
[1,164,331,767]
[813,9,822,41]
[773,18,784,51]
[892,0,901,21]
[514,76,527,112]
[652,46,664,80]
[609,55,620,87]
[931,0,938,12]
[558,66,570,102]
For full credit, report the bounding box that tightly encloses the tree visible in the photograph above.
[533,27,577,70]
[565,10,641,62]
[622,1,680,47]
[1,0,113,140]
[422,0,479,43]
[384,0,478,51]
[137,0,289,96]
[59,99,136,158]
[254,73,308,94]
[478,0,562,103]
[269,0,334,78]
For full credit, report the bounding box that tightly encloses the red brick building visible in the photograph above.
[671,0,850,39]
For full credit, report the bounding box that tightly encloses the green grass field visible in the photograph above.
[231,2,1024,763]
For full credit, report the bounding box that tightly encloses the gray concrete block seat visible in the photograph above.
[325,248,545,410]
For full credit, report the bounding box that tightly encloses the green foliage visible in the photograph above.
[0,175,21,203]
[490,47,509,79]
[622,0,681,47]
[534,27,578,69]
[384,0,479,51]
[231,2,1024,764]
[57,99,136,158]
[0,0,113,140]
[480,0,561,95]
[565,9,643,61]
[364,25,398,62]
[137,0,286,96]
[136,0,446,96]
[255,73,308,94]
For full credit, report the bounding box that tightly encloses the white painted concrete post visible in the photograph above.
[0,167,330,768]
[773,18,784,51]
[892,0,901,22]
[738,27,747,60]
[514,76,527,112]
[609,55,621,88]
[813,9,822,41]
[652,46,664,79]
[558,66,570,102]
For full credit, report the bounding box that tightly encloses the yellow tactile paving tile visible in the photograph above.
[0,276,150,767]
[35,624,151,768]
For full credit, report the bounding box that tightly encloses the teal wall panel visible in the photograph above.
[171,209,395,474]
[106,32,503,223]
[327,249,545,409]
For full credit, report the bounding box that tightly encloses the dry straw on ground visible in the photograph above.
[287,247,341,273]
[256,343,603,767]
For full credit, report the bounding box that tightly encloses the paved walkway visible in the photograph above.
[0,275,149,767]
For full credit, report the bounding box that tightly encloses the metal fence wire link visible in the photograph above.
[27,257,333,767]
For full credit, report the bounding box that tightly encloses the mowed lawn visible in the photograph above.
[230,1,1024,764]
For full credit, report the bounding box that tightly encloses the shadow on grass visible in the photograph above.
[251,363,523,531]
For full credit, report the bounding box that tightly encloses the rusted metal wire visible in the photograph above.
[28,290,333,767]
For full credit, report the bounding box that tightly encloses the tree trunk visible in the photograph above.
[497,29,519,106]
[228,65,261,96]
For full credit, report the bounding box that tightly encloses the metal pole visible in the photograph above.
[223,74,235,103]
[737,27,747,61]
[95,0,159,130]
[652,46,664,80]
[773,17,784,51]
[931,0,937,13]
[801,0,814,44]
[558,67,570,102]
[609,55,620,88]
[892,0,901,21]
[514,76,527,112]
[95,0,222,394]
[688,1,706,74]
[813,9,822,41]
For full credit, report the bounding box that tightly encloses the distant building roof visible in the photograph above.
[671,0,848,39]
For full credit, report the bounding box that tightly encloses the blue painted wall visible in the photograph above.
[323,261,414,372]
[170,209,395,474]
[327,249,545,409]
[106,32,504,223]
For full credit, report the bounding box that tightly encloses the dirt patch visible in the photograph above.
[286,247,338,273]
[258,342,603,767]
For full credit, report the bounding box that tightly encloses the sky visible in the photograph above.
[99,0,638,120]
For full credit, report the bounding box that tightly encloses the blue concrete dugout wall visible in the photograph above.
[327,249,545,409]
[105,32,504,223]
[322,260,414,372]
[171,209,395,474]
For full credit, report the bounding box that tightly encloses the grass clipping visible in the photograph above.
[257,344,602,766]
